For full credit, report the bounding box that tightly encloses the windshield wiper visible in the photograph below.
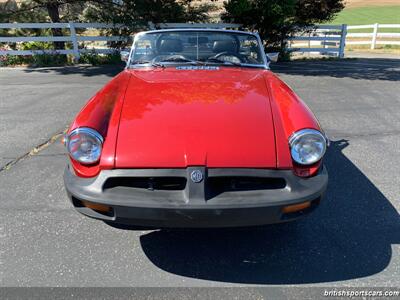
[159,57,206,65]
[205,57,242,67]
[130,60,165,68]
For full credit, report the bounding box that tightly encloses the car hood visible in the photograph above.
[115,67,276,168]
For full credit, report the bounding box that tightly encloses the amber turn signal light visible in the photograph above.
[81,200,111,213]
[282,201,311,214]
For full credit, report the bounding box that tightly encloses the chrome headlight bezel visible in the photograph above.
[66,127,103,165]
[289,129,328,166]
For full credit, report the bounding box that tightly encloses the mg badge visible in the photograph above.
[190,170,203,183]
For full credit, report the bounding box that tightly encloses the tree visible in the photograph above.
[222,0,344,57]
[1,0,216,49]
[84,0,217,47]
[0,0,89,49]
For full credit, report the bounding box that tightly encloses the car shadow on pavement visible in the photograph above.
[138,140,400,284]
[21,65,124,77]
[271,58,400,82]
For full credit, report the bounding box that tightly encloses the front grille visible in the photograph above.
[100,170,288,204]
[103,177,187,191]
[208,176,286,197]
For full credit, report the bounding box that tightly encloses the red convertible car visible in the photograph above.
[64,28,328,228]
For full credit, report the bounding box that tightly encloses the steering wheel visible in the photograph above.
[210,51,244,63]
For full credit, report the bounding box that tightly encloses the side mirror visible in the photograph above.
[266,52,279,63]
[120,50,130,63]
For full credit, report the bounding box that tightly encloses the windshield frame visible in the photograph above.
[126,28,268,69]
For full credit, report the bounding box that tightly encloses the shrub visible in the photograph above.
[0,54,31,66]
[20,41,54,51]
[0,49,122,67]
[30,53,68,66]
[78,51,122,65]
[0,53,68,67]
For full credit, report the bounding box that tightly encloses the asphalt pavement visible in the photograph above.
[0,59,399,289]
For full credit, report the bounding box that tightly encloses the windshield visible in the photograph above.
[129,30,265,68]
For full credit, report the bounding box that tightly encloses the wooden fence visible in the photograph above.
[0,22,126,60]
[287,24,347,58]
[1,22,399,61]
[346,24,400,49]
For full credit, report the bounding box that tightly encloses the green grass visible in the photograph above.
[328,6,400,32]
[330,6,400,25]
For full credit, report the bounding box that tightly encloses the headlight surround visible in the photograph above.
[66,127,103,164]
[289,129,327,166]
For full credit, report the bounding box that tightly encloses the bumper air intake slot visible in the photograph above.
[208,176,286,196]
[103,177,187,191]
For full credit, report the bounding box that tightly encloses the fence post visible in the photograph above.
[371,23,379,50]
[338,24,347,58]
[69,22,80,62]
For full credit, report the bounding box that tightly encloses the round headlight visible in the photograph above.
[66,127,103,164]
[289,129,327,165]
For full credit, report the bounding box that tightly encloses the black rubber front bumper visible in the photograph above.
[64,165,328,228]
